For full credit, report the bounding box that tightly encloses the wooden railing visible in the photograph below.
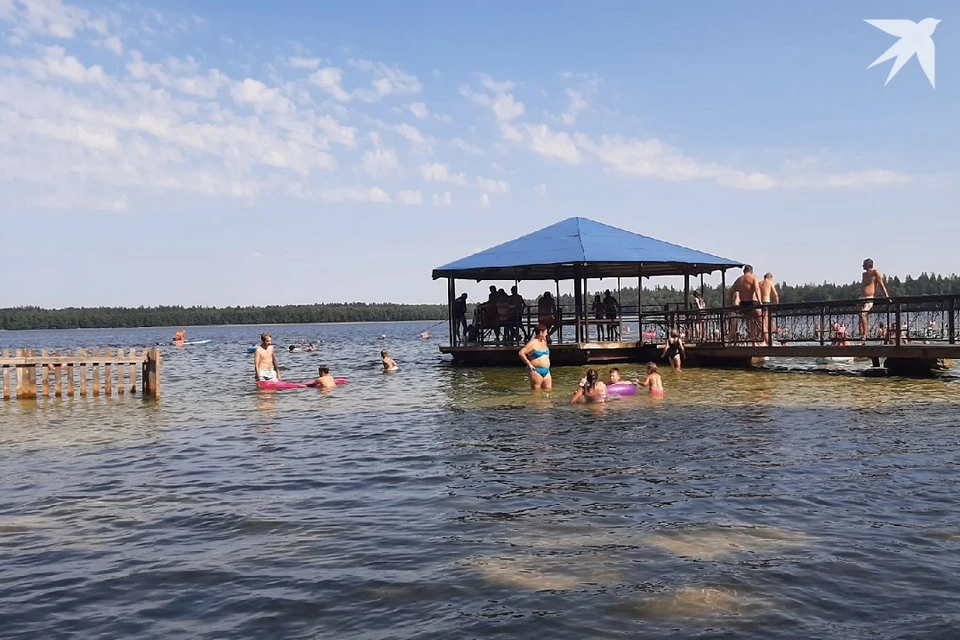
[0,347,160,401]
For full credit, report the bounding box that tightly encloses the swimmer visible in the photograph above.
[571,368,607,404]
[638,362,664,396]
[608,367,640,387]
[518,323,552,391]
[381,349,398,372]
[661,330,685,371]
[313,365,337,390]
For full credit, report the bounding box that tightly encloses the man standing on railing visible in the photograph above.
[859,258,891,343]
[730,265,763,344]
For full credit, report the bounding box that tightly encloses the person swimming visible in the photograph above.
[313,365,337,390]
[571,368,607,404]
[519,324,552,390]
[639,362,664,396]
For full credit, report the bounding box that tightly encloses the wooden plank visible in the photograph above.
[53,349,63,397]
[25,349,37,398]
[15,348,25,399]
[143,347,161,399]
[128,348,137,394]
[117,348,126,395]
[92,348,100,397]
[66,349,75,397]
[0,356,142,366]
[2,348,9,401]
[41,348,50,398]
[78,348,87,397]
[104,349,113,396]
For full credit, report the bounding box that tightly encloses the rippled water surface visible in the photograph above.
[2,323,959,638]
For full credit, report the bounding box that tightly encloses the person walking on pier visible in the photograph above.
[730,265,763,344]
[453,293,468,345]
[859,258,891,343]
[760,272,780,344]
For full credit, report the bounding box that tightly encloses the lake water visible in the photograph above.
[1,322,959,638]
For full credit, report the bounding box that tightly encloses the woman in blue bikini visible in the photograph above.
[519,324,552,390]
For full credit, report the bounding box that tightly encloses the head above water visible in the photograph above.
[260,333,272,346]
[647,362,658,373]
[318,365,329,375]
[381,349,388,357]
[609,367,621,382]
[584,368,599,389]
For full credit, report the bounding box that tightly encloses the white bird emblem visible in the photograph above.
[865,18,940,88]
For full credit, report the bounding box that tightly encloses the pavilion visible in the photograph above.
[432,217,744,365]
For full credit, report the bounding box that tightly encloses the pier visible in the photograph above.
[0,347,161,401]
[433,218,960,375]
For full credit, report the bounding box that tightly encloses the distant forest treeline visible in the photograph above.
[2,272,958,330]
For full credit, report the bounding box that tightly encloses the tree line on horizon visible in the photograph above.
[2,272,958,330]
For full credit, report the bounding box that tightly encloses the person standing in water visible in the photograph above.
[571,368,607,404]
[381,349,398,372]
[254,333,281,381]
[661,330,685,371]
[519,324,552,390]
[639,362,664,396]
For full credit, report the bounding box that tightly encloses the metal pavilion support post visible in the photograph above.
[556,277,562,343]
[950,297,956,344]
[720,268,727,344]
[638,263,644,345]
[573,263,584,344]
[447,278,456,347]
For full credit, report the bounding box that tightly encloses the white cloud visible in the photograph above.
[561,88,587,125]
[362,147,399,177]
[350,59,422,102]
[420,162,468,186]
[94,35,122,55]
[433,112,452,124]
[432,191,452,206]
[527,124,581,164]
[288,56,321,69]
[397,189,422,205]
[452,138,484,155]
[318,186,391,203]
[309,66,351,101]
[476,176,509,193]
[230,77,292,113]
[478,73,515,93]
[407,101,429,119]
[535,182,547,195]
[10,45,108,85]
[492,93,524,122]
[479,192,490,208]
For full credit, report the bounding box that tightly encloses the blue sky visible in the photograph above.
[0,0,957,307]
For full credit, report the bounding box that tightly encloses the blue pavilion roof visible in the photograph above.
[432,217,743,281]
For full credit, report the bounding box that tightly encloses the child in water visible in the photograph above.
[638,362,664,396]
[381,349,398,372]
[313,365,337,390]
[571,368,607,404]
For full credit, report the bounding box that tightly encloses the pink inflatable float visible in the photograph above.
[257,378,347,390]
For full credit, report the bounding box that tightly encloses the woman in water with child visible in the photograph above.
[571,369,607,404]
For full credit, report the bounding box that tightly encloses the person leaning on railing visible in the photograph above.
[537,291,557,339]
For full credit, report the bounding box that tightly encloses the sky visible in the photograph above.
[1,0,958,307]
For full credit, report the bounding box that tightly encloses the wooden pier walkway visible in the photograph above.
[0,347,161,401]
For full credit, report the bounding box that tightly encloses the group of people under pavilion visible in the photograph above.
[452,285,624,346]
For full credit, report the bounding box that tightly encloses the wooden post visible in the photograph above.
[638,264,644,344]
[41,348,50,398]
[128,349,137,394]
[92,349,100,397]
[573,265,584,344]
[895,300,902,347]
[104,349,113,396]
[54,349,63,398]
[720,269,727,344]
[949,297,955,345]
[143,347,161,400]
[117,348,126,395]
[2,348,9,401]
[556,278,562,343]
[79,348,88,397]
[66,349,75,397]
[617,276,623,342]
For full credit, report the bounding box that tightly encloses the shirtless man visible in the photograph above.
[253,333,281,381]
[859,258,890,342]
[381,349,398,372]
[759,272,780,343]
[730,265,763,343]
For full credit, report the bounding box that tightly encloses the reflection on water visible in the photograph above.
[1,322,960,638]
